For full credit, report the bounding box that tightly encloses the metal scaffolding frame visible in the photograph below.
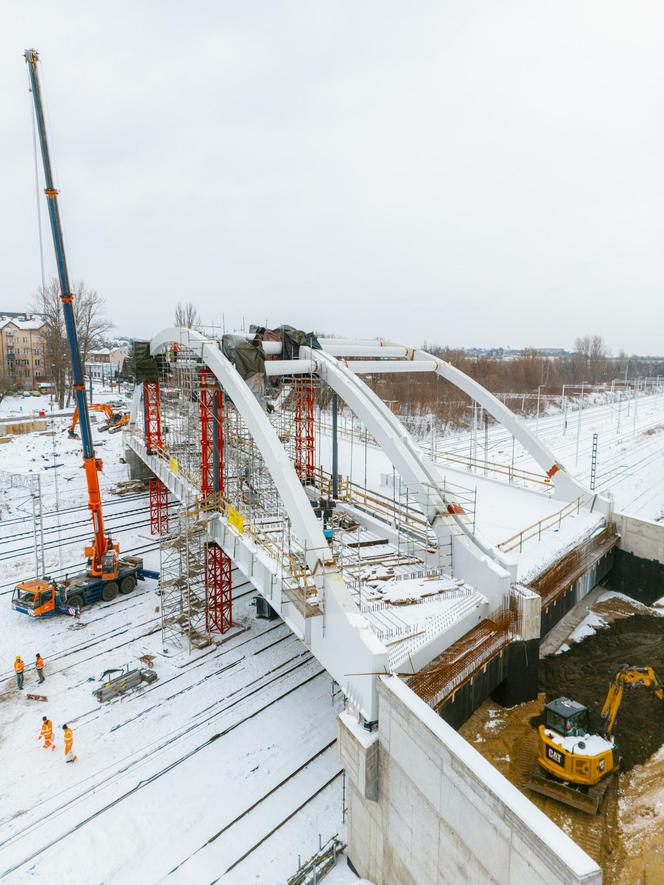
[144,380,162,454]
[159,504,209,652]
[149,478,169,535]
[294,377,316,483]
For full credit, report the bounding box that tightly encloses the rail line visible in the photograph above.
[169,741,341,877]
[0,662,326,877]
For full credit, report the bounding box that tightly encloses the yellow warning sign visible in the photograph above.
[227,505,244,535]
[169,456,179,474]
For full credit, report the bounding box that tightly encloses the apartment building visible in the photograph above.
[0,312,48,390]
[84,345,128,383]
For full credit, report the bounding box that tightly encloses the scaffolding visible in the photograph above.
[159,504,209,652]
[294,377,316,482]
[143,380,162,454]
[199,367,233,634]
[149,478,169,535]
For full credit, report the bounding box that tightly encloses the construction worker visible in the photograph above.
[14,656,24,690]
[38,716,55,750]
[62,723,77,763]
[35,653,45,684]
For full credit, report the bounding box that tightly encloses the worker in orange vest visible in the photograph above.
[38,716,55,750]
[62,723,77,763]
[14,656,24,690]
[35,653,45,684]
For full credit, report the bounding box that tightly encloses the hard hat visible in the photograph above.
[62,723,68,729]
[42,715,47,722]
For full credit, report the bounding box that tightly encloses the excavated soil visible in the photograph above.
[539,614,664,771]
[460,599,664,884]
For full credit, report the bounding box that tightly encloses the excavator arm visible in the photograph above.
[601,666,664,738]
[68,403,115,436]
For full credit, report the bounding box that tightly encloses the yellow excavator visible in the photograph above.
[68,403,129,437]
[527,665,664,813]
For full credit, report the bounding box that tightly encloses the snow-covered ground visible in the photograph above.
[1,382,662,883]
[0,392,346,884]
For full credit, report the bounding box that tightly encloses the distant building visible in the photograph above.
[0,312,48,390]
[84,346,129,384]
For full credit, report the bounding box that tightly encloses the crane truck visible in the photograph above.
[527,665,664,813]
[12,50,155,620]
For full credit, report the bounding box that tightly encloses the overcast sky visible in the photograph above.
[3,3,663,353]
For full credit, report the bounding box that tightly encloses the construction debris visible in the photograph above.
[93,664,158,702]
[26,693,48,702]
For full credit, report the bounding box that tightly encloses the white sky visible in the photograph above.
[2,2,663,353]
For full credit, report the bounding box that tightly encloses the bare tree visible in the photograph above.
[574,334,610,384]
[0,369,20,405]
[33,278,113,408]
[174,301,200,328]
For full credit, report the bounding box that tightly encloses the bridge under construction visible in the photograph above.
[118,323,659,883]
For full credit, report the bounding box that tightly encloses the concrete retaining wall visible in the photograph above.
[340,676,601,885]
[606,513,664,605]
[613,512,664,563]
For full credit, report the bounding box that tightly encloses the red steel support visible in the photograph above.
[294,378,316,482]
[149,478,169,535]
[205,541,233,633]
[144,381,162,455]
[199,369,232,633]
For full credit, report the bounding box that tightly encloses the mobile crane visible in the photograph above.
[12,50,153,619]
[527,665,664,813]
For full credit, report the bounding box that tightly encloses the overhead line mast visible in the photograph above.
[24,48,116,578]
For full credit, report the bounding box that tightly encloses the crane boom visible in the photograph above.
[25,48,116,578]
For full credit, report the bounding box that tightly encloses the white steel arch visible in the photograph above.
[151,327,329,569]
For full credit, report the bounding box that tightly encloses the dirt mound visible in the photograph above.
[539,614,664,770]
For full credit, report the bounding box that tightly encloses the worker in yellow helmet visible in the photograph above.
[62,723,77,763]
[14,656,24,691]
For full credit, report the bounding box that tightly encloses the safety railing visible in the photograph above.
[497,496,583,553]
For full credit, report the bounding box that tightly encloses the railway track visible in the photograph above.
[0,660,326,877]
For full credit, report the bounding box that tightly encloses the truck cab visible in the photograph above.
[12,579,57,617]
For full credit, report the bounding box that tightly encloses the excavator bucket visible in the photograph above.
[524,768,612,815]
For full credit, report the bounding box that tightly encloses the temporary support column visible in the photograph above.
[144,381,162,455]
[149,478,169,535]
[294,378,316,483]
[199,369,232,633]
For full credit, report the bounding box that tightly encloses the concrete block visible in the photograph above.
[338,711,379,801]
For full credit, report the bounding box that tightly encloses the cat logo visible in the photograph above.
[546,746,563,766]
[598,758,605,772]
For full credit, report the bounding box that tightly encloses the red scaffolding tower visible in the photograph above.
[149,478,169,535]
[199,369,232,633]
[294,378,315,482]
[144,381,162,455]
[145,380,168,535]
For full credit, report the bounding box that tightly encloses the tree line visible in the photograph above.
[365,335,664,428]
